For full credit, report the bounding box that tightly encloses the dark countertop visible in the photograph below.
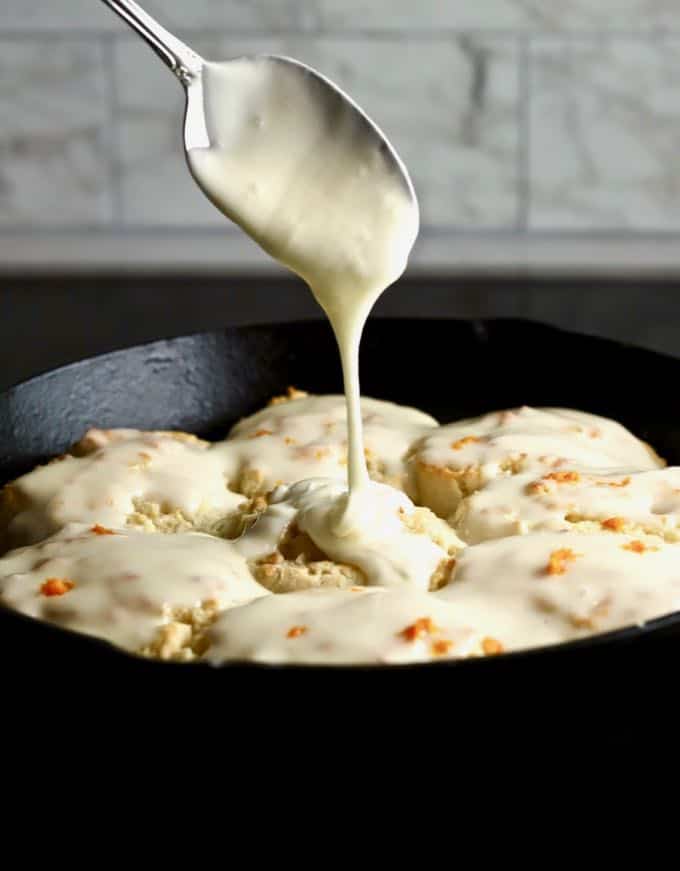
[1,274,679,390]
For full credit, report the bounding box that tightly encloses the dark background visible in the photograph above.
[2,274,678,391]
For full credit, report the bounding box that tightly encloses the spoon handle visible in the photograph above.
[100,0,204,84]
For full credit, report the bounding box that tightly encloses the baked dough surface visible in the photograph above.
[1,395,677,665]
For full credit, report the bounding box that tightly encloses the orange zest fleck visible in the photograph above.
[622,539,657,554]
[40,578,75,597]
[601,517,626,532]
[570,615,594,630]
[287,625,307,639]
[399,617,436,642]
[431,639,453,656]
[482,637,504,656]
[529,470,580,493]
[546,471,580,484]
[546,548,581,576]
[267,386,306,406]
[450,436,480,451]
[91,524,115,536]
[250,429,273,439]
[597,476,631,489]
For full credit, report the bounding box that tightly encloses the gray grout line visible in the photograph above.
[103,35,123,224]
[518,35,531,231]
[0,30,128,40]
[4,28,680,40]
[4,227,680,240]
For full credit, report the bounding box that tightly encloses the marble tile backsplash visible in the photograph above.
[5,1,680,267]
[530,37,680,229]
[0,40,112,227]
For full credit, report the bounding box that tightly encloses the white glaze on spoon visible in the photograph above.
[187,56,419,527]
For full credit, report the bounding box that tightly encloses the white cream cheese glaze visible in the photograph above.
[410,406,663,519]
[205,586,484,666]
[440,530,680,649]
[0,402,675,663]
[234,477,462,590]
[187,55,419,528]
[218,392,436,496]
[454,466,680,544]
[0,524,267,653]
[0,432,246,552]
[188,58,418,320]
[206,529,680,664]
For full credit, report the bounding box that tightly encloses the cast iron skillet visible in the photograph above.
[2,318,679,735]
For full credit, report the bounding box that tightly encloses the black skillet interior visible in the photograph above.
[2,317,680,732]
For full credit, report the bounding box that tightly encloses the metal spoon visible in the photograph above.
[100,0,417,202]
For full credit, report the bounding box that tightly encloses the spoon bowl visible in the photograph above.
[100,1,417,217]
